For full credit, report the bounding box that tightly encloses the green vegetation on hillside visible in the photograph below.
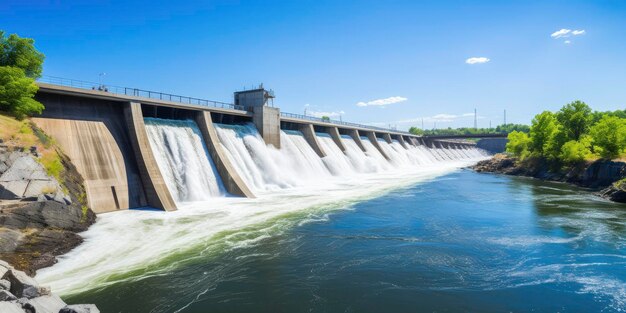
[0,31,45,119]
[409,123,529,136]
[506,101,626,164]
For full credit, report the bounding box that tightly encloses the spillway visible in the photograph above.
[144,118,226,203]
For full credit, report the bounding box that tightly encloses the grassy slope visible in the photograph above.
[0,113,63,182]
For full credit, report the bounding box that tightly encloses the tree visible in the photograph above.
[0,67,44,119]
[544,125,568,160]
[559,138,591,164]
[506,131,530,158]
[589,115,626,159]
[0,31,45,78]
[409,127,424,135]
[0,31,45,119]
[321,116,330,122]
[529,111,558,155]
[556,100,592,141]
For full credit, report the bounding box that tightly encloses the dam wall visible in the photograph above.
[32,82,485,214]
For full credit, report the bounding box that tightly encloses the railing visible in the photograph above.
[280,112,413,135]
[37,75,245,111]
[37,76,414,135]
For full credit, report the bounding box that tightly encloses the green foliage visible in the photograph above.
[407,124,529,137]
[321,116,330,122]
[589,115,626,159]
[559,138,591,164]
[544,125,568,160]
[0,31,45,119]
[408,127,424,135]
[0,66,44,119]
[529,111,558,155]
[505,131,530,158]
[0,31,45,78]
[40,151,64,181]
[556,100,592,141]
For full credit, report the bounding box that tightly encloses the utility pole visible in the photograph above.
[421,118,424,130]
[474,108,477,130]
[504,109,507,126]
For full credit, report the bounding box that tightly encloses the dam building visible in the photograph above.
[32,78,477,214]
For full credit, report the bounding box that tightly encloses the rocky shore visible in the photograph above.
[473,154,626,203]
[0,259,98,312]
[0,147,96,275]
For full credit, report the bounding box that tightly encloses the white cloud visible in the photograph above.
[307,110,345,118]
[564,40,571,44]
[572,30,585,35]
[551,28,571,38]
[356,96,407,107]
[465,57,490,64]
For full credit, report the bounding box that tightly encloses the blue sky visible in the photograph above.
[3,0,626,130]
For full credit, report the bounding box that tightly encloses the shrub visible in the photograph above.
[559,139,591,164]
[506,131,531,158]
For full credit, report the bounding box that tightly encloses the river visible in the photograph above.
[48,170,625,312]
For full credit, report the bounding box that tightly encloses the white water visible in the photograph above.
[37,122,490,295]
[144,118,225,202]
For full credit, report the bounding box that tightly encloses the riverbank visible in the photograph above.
[0,115,96,275]
[472,154,626,203]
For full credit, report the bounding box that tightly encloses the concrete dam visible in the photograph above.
[32,80,486,214]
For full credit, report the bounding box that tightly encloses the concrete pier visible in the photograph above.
[365,132,390,160]
[252,106,281,148]
[300,124,327,158]
[195,111,255,198]
[124,102,177,212]
[347,129,366,152]
[328,127,346,152]
[383,133,393,144]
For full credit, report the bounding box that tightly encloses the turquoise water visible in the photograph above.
[65,170,626,312]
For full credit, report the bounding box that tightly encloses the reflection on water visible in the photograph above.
[64,170,625,313]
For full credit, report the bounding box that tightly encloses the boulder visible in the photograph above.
[0,181,29,199]
[0,301,25,313]
[0,289,17,301]
[0,155,41,182]
[60,304,101,313]
[0,228,24,253]
[23,181,58,199]
[5,267,41,298]
[26,294,67,313]
[0,279,11,291]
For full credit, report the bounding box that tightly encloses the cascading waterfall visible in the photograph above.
[37,121,491,296]
[144,118,226,202]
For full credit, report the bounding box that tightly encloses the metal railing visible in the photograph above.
[280,112,413,135]
[36,76,413,135]
[37,75,245,111]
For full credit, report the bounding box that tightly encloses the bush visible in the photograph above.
[590,115,626,159]
[506,131,530,158]
[559,139,591,164]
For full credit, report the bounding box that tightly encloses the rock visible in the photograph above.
[0,155,40,182]
[0,162,8,173]
[0,301,25,313]
[0,228,24,253]
[5,267,41,298]
[24,181,58,199]
[0,279,11,291]
[26,294,67,313]
[0,181,29,199]
[37,194,47,202]
[53,192,66,205]
[22,302,36,313]
[0,289,17,301]
[60,304,101,313]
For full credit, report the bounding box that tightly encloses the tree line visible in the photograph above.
[0,31,45,119]
[409,123,529,136]
[507,101,626,163]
